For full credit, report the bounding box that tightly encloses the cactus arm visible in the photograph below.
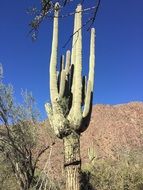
[68,5,83,127]
[64,50,71,97]
[58,55,66,97]
[82,28,95,118]
[71,7,77,66]
[65,50,71,75]
[45,103,53,128]
[73,4,82,113]
[82,80,92,118]
[88,144,96,164]
[59,70,66,98]
[88,28,95,91]
[72,4,83,124]
[70,6,77,94]
[49,3,59,104]
[45,103,62,136]
[46,3,70,138]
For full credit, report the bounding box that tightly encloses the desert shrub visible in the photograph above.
[30,169,62,190]
[83,149,143,190]
[0,65,51,190]
[0,155,19,190]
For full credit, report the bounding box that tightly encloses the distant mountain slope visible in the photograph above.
[81,102,143,162]
[38,102,143,181]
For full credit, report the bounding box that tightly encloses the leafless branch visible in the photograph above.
[34,141,55,168]
[28,0,101,40]
[86,0,101,30]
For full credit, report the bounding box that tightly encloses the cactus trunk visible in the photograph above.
[64,133,81,190]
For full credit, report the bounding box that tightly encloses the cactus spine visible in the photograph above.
[45,3,96,190]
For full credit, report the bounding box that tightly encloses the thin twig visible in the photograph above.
[29,0,101,40]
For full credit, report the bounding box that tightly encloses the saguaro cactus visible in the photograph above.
[45,3,95,190]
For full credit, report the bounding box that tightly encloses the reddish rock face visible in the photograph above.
[81,102,143,162]
[38,102,143,180]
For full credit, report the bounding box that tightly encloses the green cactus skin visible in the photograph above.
[59,70,66,98]
[45,3,96,190]
[68,4,83,129]
[65,50,71,75]
[49,3,59,104]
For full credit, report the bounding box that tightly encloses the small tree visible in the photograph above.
[45,3,95,190]
[0,65,50,190]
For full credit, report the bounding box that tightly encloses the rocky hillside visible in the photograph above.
[38,101,143,181]
[81,101,143,161]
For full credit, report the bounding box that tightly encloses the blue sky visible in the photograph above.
[0,0,143,119]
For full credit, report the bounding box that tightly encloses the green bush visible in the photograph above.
[83,149,143,190]
[0,155,19,190]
